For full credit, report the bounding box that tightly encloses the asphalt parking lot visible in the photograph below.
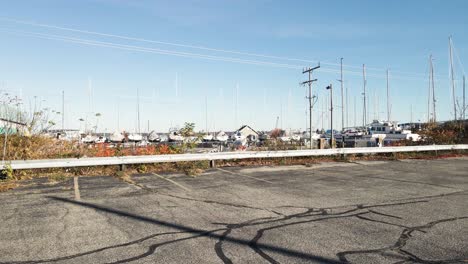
[0,158,467,264]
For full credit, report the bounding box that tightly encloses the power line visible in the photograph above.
[0,17,446,79]
[2,29,304,69]
[2,29,453,82]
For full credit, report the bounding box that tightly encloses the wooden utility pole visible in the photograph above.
[327,84,334,147]
[302,64,320,148]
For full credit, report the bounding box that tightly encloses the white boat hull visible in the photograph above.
[128,134,143,142]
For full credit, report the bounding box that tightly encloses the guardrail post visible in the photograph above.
[210,160,216,168]
[341,152,347,160]
[119,164,126,171]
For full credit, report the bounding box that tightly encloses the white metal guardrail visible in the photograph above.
[1,144,467,170]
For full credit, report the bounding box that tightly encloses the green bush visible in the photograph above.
[0,164,13,181]
[136,164,147,173]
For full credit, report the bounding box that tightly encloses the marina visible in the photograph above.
[0,2,467,264]
[46,120,429,152]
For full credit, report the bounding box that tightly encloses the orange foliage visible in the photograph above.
[135,145,156,155]
[93,144,175,157]
[157,144,173,154]
[94,144,116,157]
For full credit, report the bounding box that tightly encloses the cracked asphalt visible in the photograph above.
[0,158,467,263]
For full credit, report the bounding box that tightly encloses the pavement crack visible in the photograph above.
[105,229,223,264]
[0,231,191,264]
[355,215,410,230]
[55,206,70,240]
[246,212,369,263]
[337,216,468,264]
[368,209,403,219]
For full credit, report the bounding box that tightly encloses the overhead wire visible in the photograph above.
[0,17,443,80]
[1,28,444,82]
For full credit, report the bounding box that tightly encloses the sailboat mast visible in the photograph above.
[205,95,208,133]
[117,99,120,131]
[410,104,413,123]
[373,89,377,120]
[362,64,367,126]
[463,75,466,121]
[235,83,239,128]
[137,88,141,134]
[62,90,65,130]
[431,56,437,122]
[449,36,457,120]
[353,96,356,127]
[386,69,390,121]
[428,55,432,123]
[340,58,344,130]
[346,82,349,128]
[86,77,92,133]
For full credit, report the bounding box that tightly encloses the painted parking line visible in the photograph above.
[217,168,274,184]
[152,173,192,192]
[73,176,81,200]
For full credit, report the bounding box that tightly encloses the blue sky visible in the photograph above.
[0,0,467,132]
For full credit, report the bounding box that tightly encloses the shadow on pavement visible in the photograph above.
[48,196,343,264]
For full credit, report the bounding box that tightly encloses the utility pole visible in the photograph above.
[62,90,65,130]
[386,69,390,121]
[449,36,457,120]
[301,64,320,149]
[326,84,334,148]
[340,58,344,131]
[362,64,367,126]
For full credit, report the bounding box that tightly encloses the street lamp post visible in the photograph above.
[326,84,334,148]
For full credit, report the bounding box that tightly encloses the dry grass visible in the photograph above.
[114,171,136,185]
[47,174,67,183]
[0,182,19,192]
